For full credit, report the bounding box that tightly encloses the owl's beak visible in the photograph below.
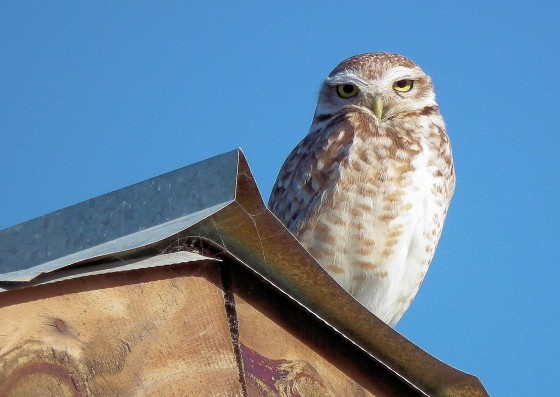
[373,96,383,120]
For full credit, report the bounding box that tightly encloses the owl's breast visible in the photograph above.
[296,123,453,325]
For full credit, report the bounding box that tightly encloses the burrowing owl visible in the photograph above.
[269,53,455,326]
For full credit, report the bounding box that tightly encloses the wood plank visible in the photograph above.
[0,261,244,397]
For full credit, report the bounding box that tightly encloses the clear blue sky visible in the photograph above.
[1,2,558,395]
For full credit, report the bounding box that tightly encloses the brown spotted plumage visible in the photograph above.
[269,53,455,326]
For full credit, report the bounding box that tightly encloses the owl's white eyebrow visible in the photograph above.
[325,70,369,88]
[381,66,421,83]
[326,67,421,89]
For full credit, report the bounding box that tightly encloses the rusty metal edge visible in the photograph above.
[184,149,490,397]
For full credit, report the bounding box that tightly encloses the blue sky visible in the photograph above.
[1,2,558,395]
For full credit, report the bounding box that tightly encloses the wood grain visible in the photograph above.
[0,262,243,397]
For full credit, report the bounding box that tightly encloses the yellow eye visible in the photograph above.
[337,84,359,98]
[393,79,414,92]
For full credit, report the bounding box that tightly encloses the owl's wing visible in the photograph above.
[268,116,354,234]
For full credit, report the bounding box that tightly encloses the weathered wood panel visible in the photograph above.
[0,262,243,397]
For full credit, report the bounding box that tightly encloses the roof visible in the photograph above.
[0,148,489,397]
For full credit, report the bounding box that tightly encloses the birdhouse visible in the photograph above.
[0,149,489,396]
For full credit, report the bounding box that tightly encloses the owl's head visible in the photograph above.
[314,52,437,123]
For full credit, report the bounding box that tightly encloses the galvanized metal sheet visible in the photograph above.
[0,149,240,283]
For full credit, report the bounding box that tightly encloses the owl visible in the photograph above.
[269,53,455,326]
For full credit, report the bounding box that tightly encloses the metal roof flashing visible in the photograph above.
[0,149,239,285]
[0,148,489,397]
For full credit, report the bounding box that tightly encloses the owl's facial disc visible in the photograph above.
[316,61,435,124]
